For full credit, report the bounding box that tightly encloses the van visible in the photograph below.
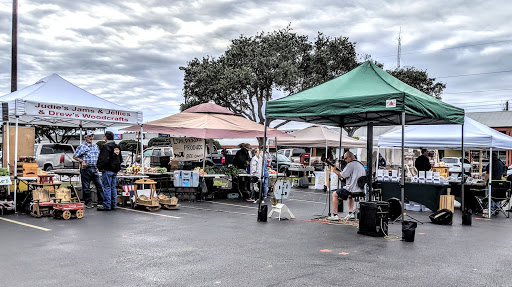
[34,143,76,171]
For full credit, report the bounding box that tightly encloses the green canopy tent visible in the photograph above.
[264,61,465,220]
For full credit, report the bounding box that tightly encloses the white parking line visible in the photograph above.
[117,207,182,219]
[208,201,258,209]
[287,198,325,204]
[182,205,254,216]
[0,217,51,231]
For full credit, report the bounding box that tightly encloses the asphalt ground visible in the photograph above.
[1,186,512,287]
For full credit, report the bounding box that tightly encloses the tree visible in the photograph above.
[148,136,171,147]
[388,66,446,100]
[34,126,81,143]
[180,26,446,140]
[96,140,106,149]
[119,139,138,153]
[180,26,359,145]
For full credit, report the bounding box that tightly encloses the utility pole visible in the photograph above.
[506,100,509,111]
[397,27,402,69]
[11,0,18,92]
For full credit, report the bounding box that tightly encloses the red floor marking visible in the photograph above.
[320,249,332,253]
[267,265,272,268]
[339,252,349,255]
[417,232,425,235]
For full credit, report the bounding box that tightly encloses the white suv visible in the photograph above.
[441,157,471,174]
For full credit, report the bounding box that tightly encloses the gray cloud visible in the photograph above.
[1,0,511,121]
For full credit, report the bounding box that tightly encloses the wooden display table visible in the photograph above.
[133,178,160,211]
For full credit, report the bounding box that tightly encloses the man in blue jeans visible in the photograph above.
[73,130,103,208]
[97,131,123,211]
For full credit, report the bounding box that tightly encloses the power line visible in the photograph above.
[446,99,512,105]
[443,88,512,94]
[437,70,512,79]
[374,39,512,58]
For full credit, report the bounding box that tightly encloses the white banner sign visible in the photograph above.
[171,137,205,161]
[24,101,139,124]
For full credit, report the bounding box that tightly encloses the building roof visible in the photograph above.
[467,111,512,128]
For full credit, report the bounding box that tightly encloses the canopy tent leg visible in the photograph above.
[375,147,380,175]
[367,122,373,198]
[275,137,278,174]
[14,116,18,213]
[461,124,465,212]
[5,120,9,189]
[401,112,405,223]
[79,121,83,144]
[488,147,492,218]
[326,136,330,217]
[202,139,207,171]
[338,127,343,190]
[258,118,269,215]
[140,125,144,174]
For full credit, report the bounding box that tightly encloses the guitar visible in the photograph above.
[322,158,342,172]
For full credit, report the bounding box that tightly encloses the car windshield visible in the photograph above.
[275,154,291,162]
[442,158,458,164]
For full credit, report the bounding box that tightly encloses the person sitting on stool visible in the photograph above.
[329,151,366,221]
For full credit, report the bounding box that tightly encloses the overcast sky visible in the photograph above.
[0,0,511,127]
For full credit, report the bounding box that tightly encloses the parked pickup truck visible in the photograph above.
[278,148,322,168]
[34,143,77,171]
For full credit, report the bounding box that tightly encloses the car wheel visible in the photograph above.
[44,164,53,171]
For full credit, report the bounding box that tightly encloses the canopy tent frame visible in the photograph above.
[0,74,143,213]
[265,61,465,222]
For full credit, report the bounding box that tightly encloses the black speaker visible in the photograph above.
[257,204,268,222]
[387,197,402,221]
[462,210,472,226]
[358,201,389,237]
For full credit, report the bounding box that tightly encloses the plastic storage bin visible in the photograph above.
[173,170,200,187]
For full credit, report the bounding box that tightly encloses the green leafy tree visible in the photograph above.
[34,126,83,143]
[96,140,106,149]
[181,26,446,138]
[119,139,138,153]
[148,137,171,147]
[388,66,446,100]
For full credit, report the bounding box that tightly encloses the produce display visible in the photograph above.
[126,164,142,174]
[0,168,9,176]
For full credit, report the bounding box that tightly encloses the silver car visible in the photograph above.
[34,143,76,171]
[441,157,471,174]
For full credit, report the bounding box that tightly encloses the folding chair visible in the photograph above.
[475,180,511,217]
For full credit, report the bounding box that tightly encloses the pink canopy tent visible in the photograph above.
[123,102,291,139]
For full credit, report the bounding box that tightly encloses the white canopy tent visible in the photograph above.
[378,117,512,150]
[276,125,366,148]
[0,74,143,212]
[378,117,512,217]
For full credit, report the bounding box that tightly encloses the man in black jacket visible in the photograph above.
[97,131,123,211]
[415,149,431,172]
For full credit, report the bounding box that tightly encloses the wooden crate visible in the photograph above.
[432,167,449,178]
[17,162,38,177]
[439,195,454,213]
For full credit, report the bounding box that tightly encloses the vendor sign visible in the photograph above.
[171,137,205,161]
[24,101,138,124]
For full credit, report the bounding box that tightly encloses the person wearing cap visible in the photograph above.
[73,130,104,208]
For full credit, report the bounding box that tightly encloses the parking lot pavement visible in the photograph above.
[1,187,512,286]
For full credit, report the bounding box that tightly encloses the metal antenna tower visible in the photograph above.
[397,27,402,69]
